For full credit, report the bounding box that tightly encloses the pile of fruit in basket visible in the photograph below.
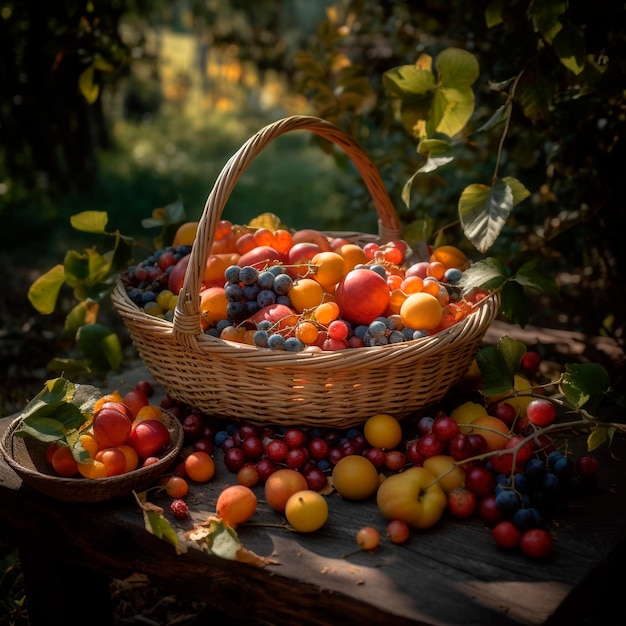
[119,218,489,352]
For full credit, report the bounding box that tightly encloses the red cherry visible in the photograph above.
[492,521,521,549]
[520,528,554,560]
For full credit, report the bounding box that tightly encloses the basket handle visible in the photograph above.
[173,115,401,347]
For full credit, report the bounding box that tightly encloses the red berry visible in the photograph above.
[492,402,517,427]
[432,415,460,443]
[492,521,521,549]
[521,351,541,376]
[170,499,189,519]
[575,455,599,478]
[478,494,505,527]
[447,486,477,519]
[520,528,553,559]
[526,399,557,426]
[465,465,496,498]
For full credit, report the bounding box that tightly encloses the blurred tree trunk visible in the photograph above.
[0,1,122,194]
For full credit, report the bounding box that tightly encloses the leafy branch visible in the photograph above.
[27,201,187,379]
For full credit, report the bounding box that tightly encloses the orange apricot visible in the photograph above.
[51,445,79,477]
[184,451,216,483]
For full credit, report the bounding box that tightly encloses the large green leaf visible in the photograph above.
[28,264,66,314]
[14,378,87,441]
[561,363,610,410]
[70,210,108,234]
[553,25,586,75]
[76,323,123,372]
[500,280,529,327]
[476,336,527,397]
[513,260,558,297]
[459,257,508,292]
[436,48,479,89]
[458,181,512,253]
[458,178,529,252]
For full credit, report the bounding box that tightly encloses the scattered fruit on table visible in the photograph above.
[119,218,491,352]
[284,490,329,533]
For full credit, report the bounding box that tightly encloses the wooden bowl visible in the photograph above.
[0,409,183,503]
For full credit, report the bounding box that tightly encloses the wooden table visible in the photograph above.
[1,365,625,626]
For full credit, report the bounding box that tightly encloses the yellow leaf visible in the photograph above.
[78,66,99,104]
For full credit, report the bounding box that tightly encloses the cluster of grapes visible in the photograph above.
[120,245,191,319]
[220,264,293,324]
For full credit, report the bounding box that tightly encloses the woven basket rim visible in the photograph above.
[0,409,183,502]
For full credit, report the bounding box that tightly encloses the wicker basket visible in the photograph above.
[0,410,183,503]
[111,115,499,428]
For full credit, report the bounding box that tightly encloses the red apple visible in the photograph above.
[335,268,391,325]
[127,419,172,459]
[237,246,283,269]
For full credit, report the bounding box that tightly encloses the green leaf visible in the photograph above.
[553,25,586,75]
[64,300,99,336]
[13,378,88,442]
[111,234,135,273]
[28,264,66,314]
[561,363,610,410]
[436,48,479,89]
[76,323,123,372]
[63,250,90,287]
[403,217,433,247]
[459,257,508,292]
[476,336,526,397]
[476,345,515,397]
[512,261,558,297]
[501,176,531,207]
[208,520,242,560]
[485,0,506,28]
[587,425,611,452]
[382,65,435,99]
[416,139,455,173]
[477,102,512,133]
[78,65,99,104]
[135,492,182,555]
[70,211,109,234]
[458,181,514,253]
[500,280,529,327]
[428,86,475,138]
[531,0,566,44]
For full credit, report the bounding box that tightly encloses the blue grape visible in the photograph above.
[273,273,293,295]
[225,283,244,302]
[256,289,277,308]
[239,266,259,285]
[267,334,287,350]
[205,328,220,338]
[253,330,269,348]
[216,319,233,333]
[368,320,387,338]
[388,330,405,343]
[268,265,285,276]
[257,271,275,289]
[354,325,368,339]
[242,283,260,300]
[256,320,272,331]
[214,430,230,446]
[444,268,463,284]
[495,489,521,513]
[369,264,386,279]
[553,456,573,478]
[542,472,560,492]
[524,457,546,480]
[224,265,241,284]
[285,337,304,352]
